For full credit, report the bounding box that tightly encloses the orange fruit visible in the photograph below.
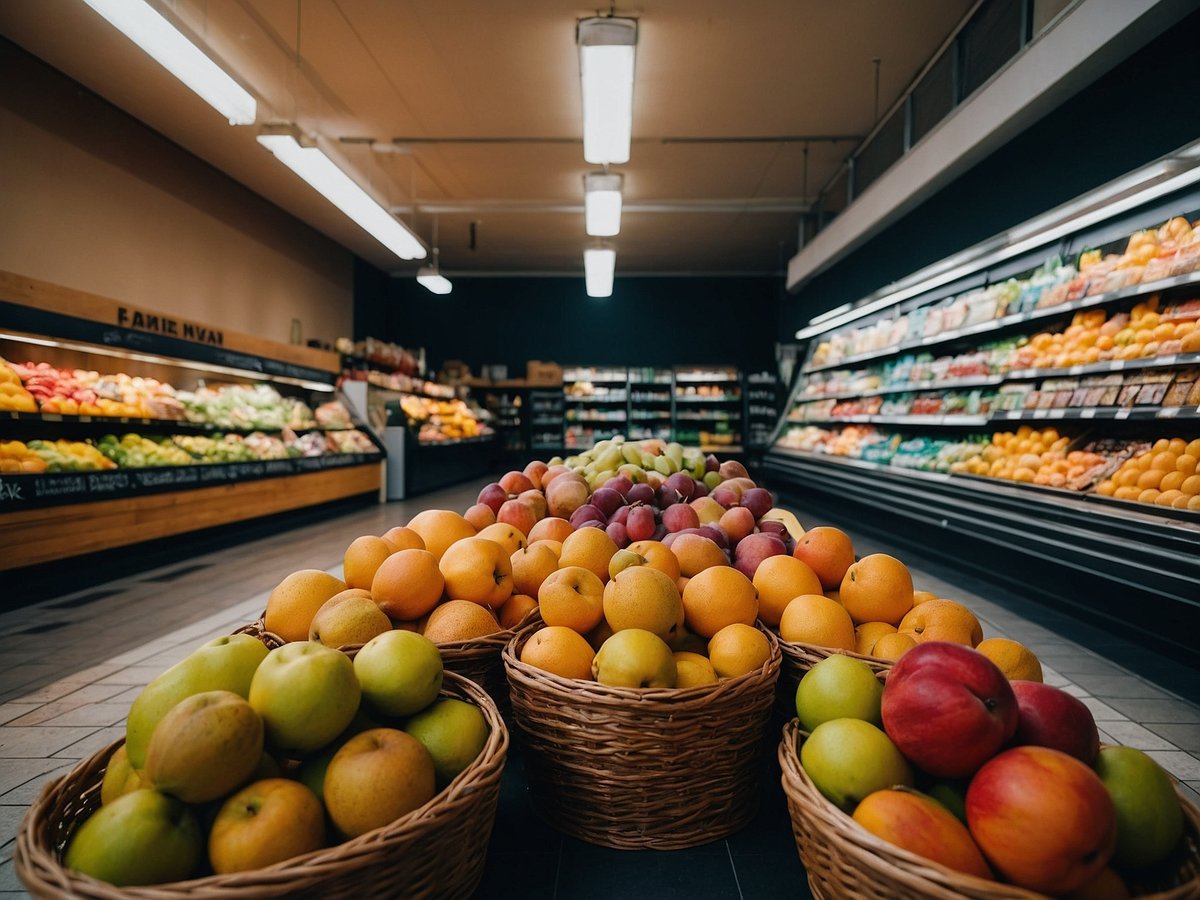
[405,509,476,562]
[1159,471,1186,492]
[463,503,497,531]
[753,555,823,627]
[371,549,445,621]
[263,569,348,642]
[519,626,595,680]
[975,637,1042,682]
[527,517,575,545]
[778,594,855,650]
[627,540,682,581]
[380,526,425,552]
[497,593,538,630]
[898,599,983,646]
[1136,468,1164,490]
[474,522,528,556]
[538,566,605,633]
[1182,474,1200,495]
[343,536,398,591]
[854,621,897,656]
[673,651,718,687]
[840,554,914,626]
[707,623,771,678]
[791,526,856,590]
[681,565,758,638]
[558,527,619,582]
[911,591,938,605]
[602,565,684,641]
[422,600,501,643]
[527,539,563,560]
[871,632,917,661]
[438,537,514,608]
[670,533,729,577]
[511,543,560,597]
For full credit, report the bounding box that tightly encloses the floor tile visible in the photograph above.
[38,703,127,729]
[0,807,24,852]
[94,666,166,686]
[5,684,129,726]
[1100,720,1178,751]
[0,708,38,728]
[0,758,69,796]
[1145,724,1200,754]
[1070,674,1172,700]
[1145,751,1200,782]
[555,835,739,900]
[0,858,18,892]
[471,851,559,900]
[0,762,75,805]
[732,850,815,900]
[0,728,100,759]
[1105,698,1200,724]
[53,726,123,760]
[1079,698,1127,722]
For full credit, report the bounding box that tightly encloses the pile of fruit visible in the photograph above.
[97,434,196,468]
[25,439,117,471]
[176,384,316,431]
[792,644,1189,896]
[949,425,1114,489]
[0,440,49,473]
[0,358,38,412]
[62,630,490,887]
[1093,436,1200,510]
[7,361,185,418]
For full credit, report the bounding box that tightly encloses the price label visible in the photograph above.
[1159,407,1180,419]
[1007,410,1021,420]
[1068,365,1083,375]
[1115,408,1131,420]
[1110,360,1125,371]
[1033,410,1048,419]
[1081,408,1097,419]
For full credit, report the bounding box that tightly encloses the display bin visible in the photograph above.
[15,670,508,900]
[501,621,781,850]
[777,719,1200,900]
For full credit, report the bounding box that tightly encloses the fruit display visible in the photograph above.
[325,429,380,454]
[59,630,492,887]
[169,433,260,464]
[8,361,180,418]
[951,426,1117,488]
[0,358,39,412]
[26,439,117,471]
[0,440,49,473]
[396,395,491,443]
[789,643,1192,895]
[176,384,316,430]
[1093,436,1200,510]
[314,400,354,429]
[336,335,422,377]
[97,434,196,468]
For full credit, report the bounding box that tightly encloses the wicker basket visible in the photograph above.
[15,671,508,900]
[502,621,782,850]
[778,718,1200,899]
[774,638,893,726]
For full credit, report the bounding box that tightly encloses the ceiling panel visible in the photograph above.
[0,0,973,278]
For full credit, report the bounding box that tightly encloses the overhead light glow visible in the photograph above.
[584,243,616,297]
[584,172,623,236]
[257,130,426,261]
[80,0,256,125]
[578,16,637,165]
[417,267,453,295]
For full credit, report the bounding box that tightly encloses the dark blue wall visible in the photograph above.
[354,269,785,376]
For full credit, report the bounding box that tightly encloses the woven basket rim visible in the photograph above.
[778,718,1200,900]
[502,619,782,704]
[775,634,896,670]
[15,670,507,897]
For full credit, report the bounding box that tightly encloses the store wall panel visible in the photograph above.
[0,39,353,348]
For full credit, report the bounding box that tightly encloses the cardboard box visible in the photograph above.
[526,360,563,385]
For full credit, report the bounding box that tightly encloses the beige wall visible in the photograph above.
[0,43,354,348]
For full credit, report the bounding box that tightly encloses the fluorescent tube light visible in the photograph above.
[417,267,453,295]
[584,244,616,297]
[584,172,623,236]
[578,16,637,165]
[80,0,256,125]
[257,130,426,261]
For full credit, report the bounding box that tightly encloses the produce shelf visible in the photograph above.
[787,407,1199,428]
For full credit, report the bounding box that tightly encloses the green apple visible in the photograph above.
[125,633,269,768]
[1095,746,1184,868]
[592,628,677,688]
[144,690,263,803]
[800,718,914,811]
[795,654,883,731]
[405,698,489,786]
[353,630,443,717]
[608,549,647,580]
[249,642,360,754]
[64,789,201,886]
[702,471,722,491]
[100,745,144,806]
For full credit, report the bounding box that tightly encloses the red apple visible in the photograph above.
[569,504,605,528]
[476,482,508,514]
[497,499,537,536]
[664,472,696,501]
[518,489,548,521]
[589,487,626,518]
[966,746,1116,894]
[710,485,739,509]
[718,506,755,544]
[661,503,700,533]
[732,532,786,579]
[738,487,773,520]
[1010,680,1099,764]
[625,483,655,506]
[881,642,1018,778]
[522,459,549,489]
[603,474,634,496]
[463,502,496,531]
[718,459,749,480]
[545,474,589,519]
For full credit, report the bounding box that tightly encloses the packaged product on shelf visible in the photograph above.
[1163,368,1199,406]
[314,400,354,429]
[993,383,1033,411]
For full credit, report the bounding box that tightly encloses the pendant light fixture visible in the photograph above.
[577,15,638,165]
[80,0,256,125]
[257,126,427,261]
[417,215,453,295]
[584,242,617,298]
[584,172,623,236]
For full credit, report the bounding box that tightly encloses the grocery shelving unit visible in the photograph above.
[562,366,628,449]
[627,367,673,442]
[763,149,1200,664]
[673,365,743,453]
[744,370,780,449]
[0,271,383,570]
[528,388,565,453]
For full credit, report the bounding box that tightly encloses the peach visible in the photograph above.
[497,499,537,537]
[499,470,536,494]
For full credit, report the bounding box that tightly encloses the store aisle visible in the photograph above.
[1,479,1198,898]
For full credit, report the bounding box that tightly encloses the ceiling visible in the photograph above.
[0,0,974,279]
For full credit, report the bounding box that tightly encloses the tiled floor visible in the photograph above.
[0,476,1197,898]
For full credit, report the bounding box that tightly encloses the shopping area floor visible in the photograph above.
[1,477,1198,899]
